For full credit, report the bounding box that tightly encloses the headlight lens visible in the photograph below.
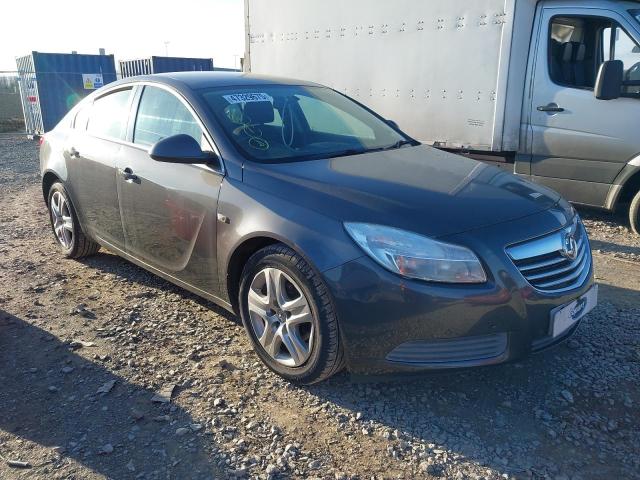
[344,223,487,284]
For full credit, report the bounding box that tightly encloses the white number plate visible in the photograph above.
[550,284,598,338]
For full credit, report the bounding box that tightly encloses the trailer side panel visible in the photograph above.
[246,0,529,152]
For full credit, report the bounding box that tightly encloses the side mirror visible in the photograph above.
[595,60,624,100]
[386,119,400,130]
[149,134,217,164]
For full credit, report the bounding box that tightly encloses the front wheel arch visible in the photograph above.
[238,243,345,383]
[226,235,311,315]
[630,190,640,234]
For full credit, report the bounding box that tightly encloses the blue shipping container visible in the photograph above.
[151,56,214,74]
[119,56,214,78]
[16,51,117,134]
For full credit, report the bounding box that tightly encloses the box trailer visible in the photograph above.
[119,56,214,78]
[246,0,539,153]
[244,0,640,231]
[16,51,117,135]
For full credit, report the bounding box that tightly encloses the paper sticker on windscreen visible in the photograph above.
[223,93,272,104]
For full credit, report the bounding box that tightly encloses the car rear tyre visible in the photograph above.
[239,244,344,384]
[47,182,100,258]
[630,190,640,235]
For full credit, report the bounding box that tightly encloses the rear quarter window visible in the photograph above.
[73,104,92,131]
[86,88,132,140]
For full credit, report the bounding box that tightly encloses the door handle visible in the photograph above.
[119,167,139,182]
[537,103,565,113]
[69,147,80,158]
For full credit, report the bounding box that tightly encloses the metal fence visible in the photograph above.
[0,72,25,134]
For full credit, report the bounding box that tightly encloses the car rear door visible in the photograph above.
[65,87,134,248]
[116,84,224,296]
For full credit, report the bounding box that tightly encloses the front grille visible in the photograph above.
[386,333,507,365]
[506,219,591,293]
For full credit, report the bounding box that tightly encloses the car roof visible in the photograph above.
[112,71,323,91]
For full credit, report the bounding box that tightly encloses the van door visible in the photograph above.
[528,7,640,207]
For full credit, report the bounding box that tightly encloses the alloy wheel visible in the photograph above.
[247,267,315,367]
[50,191,73,249]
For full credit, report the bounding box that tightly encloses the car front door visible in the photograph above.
[65,87,134,248]
[116,84,224,296]
[528,8,640,207]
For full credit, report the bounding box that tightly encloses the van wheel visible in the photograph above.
[47,182,101,258]
[630,190,640,235]
[238,244,344,384]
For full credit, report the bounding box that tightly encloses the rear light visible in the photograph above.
[38,135,45,147]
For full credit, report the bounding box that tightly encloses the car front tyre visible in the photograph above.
[239,244,344,384]
[630,189,640,235]
[47,182,100,258]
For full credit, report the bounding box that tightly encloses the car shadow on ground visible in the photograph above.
[578,205,632,228]
[0,309,222,479]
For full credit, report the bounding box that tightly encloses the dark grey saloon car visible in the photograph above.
[40,72,597,383]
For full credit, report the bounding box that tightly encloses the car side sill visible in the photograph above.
[93,237,235,314]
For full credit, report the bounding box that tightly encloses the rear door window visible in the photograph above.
[133,86,205,147]
[86,88,132,140]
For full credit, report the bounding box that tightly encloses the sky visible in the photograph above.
[0,0,245,72]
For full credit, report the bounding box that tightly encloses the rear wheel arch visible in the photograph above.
[43,173,93,242]
[617,169,640,207]
[42,171,61,202]
[46,181,100,258]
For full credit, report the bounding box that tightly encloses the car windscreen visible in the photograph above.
[200,85,412,163]
[633,9,640,25]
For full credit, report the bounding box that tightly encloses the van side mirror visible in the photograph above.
[595,60,624,100]
[149,134,217,164]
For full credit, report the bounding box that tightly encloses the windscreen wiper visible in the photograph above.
[325,148,369,159]
[382,139,415,151]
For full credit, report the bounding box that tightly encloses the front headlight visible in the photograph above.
[344,223,487,284]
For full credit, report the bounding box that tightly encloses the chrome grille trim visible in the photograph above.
[525,244,587,281]
[506,219,592,294]
[519,255,567,273]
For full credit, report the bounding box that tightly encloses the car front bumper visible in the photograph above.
[322,211,595,374]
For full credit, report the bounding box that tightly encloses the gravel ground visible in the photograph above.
[0,134,639,480]
[580,209,640,263]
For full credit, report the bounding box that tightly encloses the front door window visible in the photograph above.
[133,86,207,147]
